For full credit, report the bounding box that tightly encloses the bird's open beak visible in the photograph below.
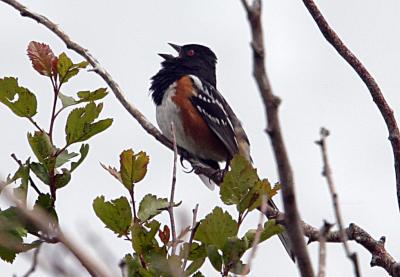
[168,43,182,53]
[158,43,182,60]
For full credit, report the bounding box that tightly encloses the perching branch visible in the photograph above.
[240,0,313,275]
[316,128,361,277]
[301,0,400,212]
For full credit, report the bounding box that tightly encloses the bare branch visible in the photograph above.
[22,243,42,277]
[301,0,400,212]
[182,204,199,271]
[316,128,361,276]
[242,195,267,275]
[263,204,400,277]
[240,0,312,274]
[168,122,178,256]
[317,220,333,277]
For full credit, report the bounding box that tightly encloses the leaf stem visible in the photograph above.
[11,153,42,195]
[27,117,43,132]
[129,189,137,220]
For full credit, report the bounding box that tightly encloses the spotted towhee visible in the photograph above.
[150,43,294,260]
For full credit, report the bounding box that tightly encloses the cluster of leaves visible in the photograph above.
[96,153,283,276]
[0,41,113,263]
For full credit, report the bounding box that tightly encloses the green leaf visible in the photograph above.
[0,207,27,263]
[120,150,149,191]
[58,92,77,108]
[55,168,71,188]
[0,77,37,118]
[55,149,78,168]
[30,162,49,185]
[70,144,89,172]
[222,237,247,266]
[243,220,283,247]
[184,257,205,276]
[33,193,58,223]
[194,207,238,249]
[57,53,89,85]
[8,161,30,203]
[237,179,267,213]
[220,155,259,205]
[27,131,54,166]
[93,196,132,236]
[229,260,249,275]
[77,88,108,102]
[181,242,206,261]
[193,272,205,277]
[138,194,169,222]
[65,102,113,145]
[206,245,222,271]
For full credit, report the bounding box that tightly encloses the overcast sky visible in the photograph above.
[1,0,400,276]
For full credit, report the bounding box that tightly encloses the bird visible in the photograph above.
[150,43,294,261]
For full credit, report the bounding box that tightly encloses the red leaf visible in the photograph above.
[158,225,170,245]
[27,41,57,76]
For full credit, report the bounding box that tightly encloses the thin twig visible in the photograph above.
[240,0,312,273]
[10,153,42,195]
[316,128,361,277]
[22,243,42,277]
[182,204,199,271]
[317,220,333,277]
[242,195,267,275]
[168,122,178,256]
[301,0,400,212]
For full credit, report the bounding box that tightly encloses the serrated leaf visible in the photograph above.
[138,194,169,222]
[58,92,77,108]
[70,144,89,172]
[30,162,49,185]
[27,41,57,76]
[8,161,30,204]
[220,155,259,205]
[206,245,222,271]
[120,150,149,191]
[55,149,78,168]
[243,220,283,247]
[0,77,37,118]
[100,163,121,182]
[194,207,238,249]
[184,258,205,276]
[55,168,71,188]
[65,102,112,145]
[93,196,132,236]
[28,131,54,165]
[77,88,108,102]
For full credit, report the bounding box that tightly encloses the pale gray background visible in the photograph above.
[1,0,399,276]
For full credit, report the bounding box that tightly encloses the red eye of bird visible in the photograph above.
[186,49,195,56]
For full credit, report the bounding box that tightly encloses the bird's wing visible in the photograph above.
[189,75,238,157]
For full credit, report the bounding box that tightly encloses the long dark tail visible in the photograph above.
[267,199,296,262]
